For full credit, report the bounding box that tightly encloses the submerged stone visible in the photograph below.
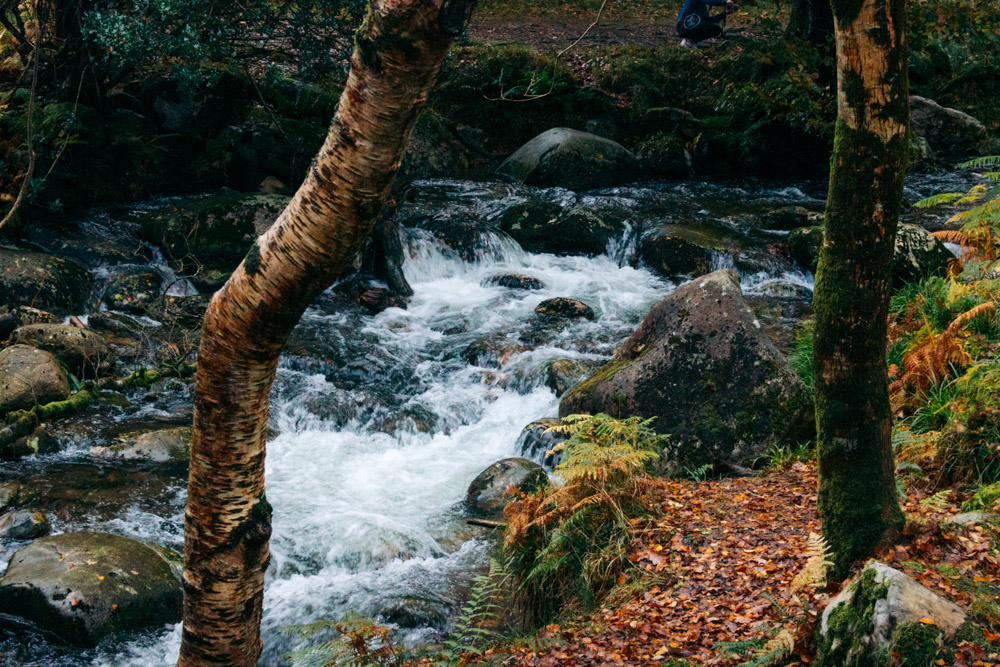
[0,531,183,646]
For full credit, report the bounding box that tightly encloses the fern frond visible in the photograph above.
[915,192,965,208]
[920,489,951,511]
[958,155,1000,170]
[790,532,832,593]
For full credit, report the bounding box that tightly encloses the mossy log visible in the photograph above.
[0,363,195,452]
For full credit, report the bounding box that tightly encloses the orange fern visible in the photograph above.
[890,302,995,400]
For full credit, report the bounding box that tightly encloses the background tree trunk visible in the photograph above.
[813,0,907,577]
[177,1,475,664]
[787,0,833,45]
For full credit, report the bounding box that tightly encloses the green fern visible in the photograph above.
[913,191,966,208]
[434,559,505,666]
[920,489,951,511]
[282,611,403,667]
[959,155,1000,170]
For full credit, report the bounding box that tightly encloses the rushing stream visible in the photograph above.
[0,173,975,666]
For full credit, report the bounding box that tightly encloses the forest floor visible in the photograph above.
[478,464,1000,666]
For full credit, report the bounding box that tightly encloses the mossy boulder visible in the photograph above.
[909,96,989,161]
[140,189,290,290]
[0,482,37,512]
[499,200,626,256]
[0,249,92,315]
[0,509,50,540]
[818,561,967,667]
[892,223,953,286]
[788,223,951,285]
[496,128,640,191]
[545,358,594,397]
[560,270,813,473]
[0,345,71,415]
[0,531,183,646]
[11,324,115,379]
[3,424,60,461]
[466,458,548,519]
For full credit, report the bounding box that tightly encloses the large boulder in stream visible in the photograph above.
[818,560,969,666]
[909,96,989,161]
[496,128,640,191]
[498,200,626,256]
[0,531,183,646]
[139,189,290,291]
[788,223,952,286]
[0,248,92,315]
[11,324,115,379]
[0,345,71,415]
[467,458,548,519]
[559,270,813,473]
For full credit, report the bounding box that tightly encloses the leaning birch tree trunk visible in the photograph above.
[177,1,475,664]
[813,0,907,577]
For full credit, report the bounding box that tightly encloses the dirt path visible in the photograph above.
[467,15,680,50]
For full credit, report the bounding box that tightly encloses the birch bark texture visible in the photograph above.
[177,1,475,664]
[813,0,907,577]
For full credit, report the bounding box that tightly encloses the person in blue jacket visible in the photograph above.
[677,0,734,46]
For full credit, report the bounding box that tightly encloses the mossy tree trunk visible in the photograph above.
[177,1,475,665]
[813,0,907,577]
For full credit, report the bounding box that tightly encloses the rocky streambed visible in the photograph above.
[0,167,976,665]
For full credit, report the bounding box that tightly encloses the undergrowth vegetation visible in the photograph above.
[502,413,666,625]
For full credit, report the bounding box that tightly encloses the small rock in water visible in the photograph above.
[4,424,60,461]
[545,358,592,397]
[638,233,713,278]
[517,418,569,467]
[0,345,71,415]
[101,268,165,314]
[761,206,823,231]
[0,509,51,540]
[487,273,546,290]
[467,458,548,519]
[0,531,183,646]
[11,324,116,379]
[0,482,36,512]
[535,298,596,321]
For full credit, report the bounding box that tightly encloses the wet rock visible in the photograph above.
[499,200,626,256]
[560,270,813,473]
[910,96,988,161]
[819,560,966,666]
[140,189,290,290]
[761,206,823,231]
[788,224,950,286]
[87,311,146,337]
[787,225,823,272]
[0,249,92,315]
[892,223,953,286]
[466,458,548,519]
[91,426,192,463]
[517,418,569,466]
[0,345,71,415]
[535,298,596,321]
[3,424,60,460]
[332,276,407,314]
[463,335,526,367]
[101,268,164,314]
[545,358,592,397]
[0,311,15,341]
[639,233,713,278]
[0,510,50,540]
[487,273,546,290]
[11,324,115,379]
[11,306,58,328]
[496,128,640,191]
[0,482,36,512]
[0,531,183,646]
